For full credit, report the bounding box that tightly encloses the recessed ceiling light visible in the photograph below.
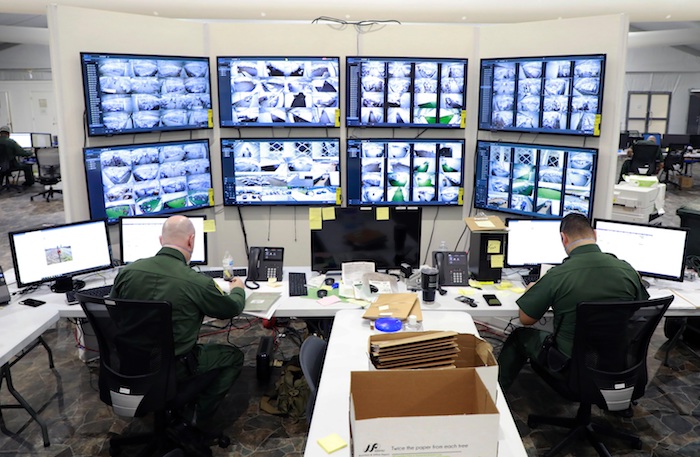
[461,16,467,21]
[346,14,351,19]
[153,11,159,16]
[666,14,672,19]
[261,12,266,17]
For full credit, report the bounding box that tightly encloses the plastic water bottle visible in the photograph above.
[222,251,234,281]
[439,240,449,251]
[404,315,423,332]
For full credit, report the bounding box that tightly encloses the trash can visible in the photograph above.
[677,204,700,257]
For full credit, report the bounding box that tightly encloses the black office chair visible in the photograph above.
[0,143,22,193]
[629,143,661,175]
[527,295,674,457]
[77,294,228,457]
[30,147,62,201]
[299,335,327,422]
[660,148,685,189]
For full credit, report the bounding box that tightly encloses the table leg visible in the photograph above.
[0,363,50,447]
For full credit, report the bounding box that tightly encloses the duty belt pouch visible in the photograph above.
[537,320,570,372]
[178,348,199,375]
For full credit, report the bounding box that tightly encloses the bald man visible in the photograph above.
[111,215,246,431]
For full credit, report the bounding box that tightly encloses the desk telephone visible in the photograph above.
[246,247,284,285]
[433,251,469,286]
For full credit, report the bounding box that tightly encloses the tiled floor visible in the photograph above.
[2,180,700,456]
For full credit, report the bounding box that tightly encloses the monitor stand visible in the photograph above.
[50,277,86,294]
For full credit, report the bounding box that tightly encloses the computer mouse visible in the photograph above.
[317,289,328,298]
[324,277,335,286]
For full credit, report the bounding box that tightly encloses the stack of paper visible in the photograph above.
[362,293,422,321]
[369,331,460,370]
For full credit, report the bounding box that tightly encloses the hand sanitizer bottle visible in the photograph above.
[222,251,234,281]
[439,240,449,251]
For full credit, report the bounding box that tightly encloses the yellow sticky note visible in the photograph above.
[203,220,216,233]
[487,240,501,254]
[460,110,466,128]
[335,108,341,127]
[322,207,335,221]
[376,207,389,220]
[457,288,474,296]
[317,433,348,454]
[511,286,526,294]
[594,114,601,137]
[207,109,213,128]
[309,208,323,230]
[208,188,214,206]
[490,254,504,268]
[458,188,464,205]
[495,280,512,290]
[335,187,342,205]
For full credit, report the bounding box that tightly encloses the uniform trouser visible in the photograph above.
[497,327,550,392]
[12,161,34,185]
[175,343,244,425]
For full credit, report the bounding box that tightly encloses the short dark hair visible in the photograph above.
[560,213,594,238]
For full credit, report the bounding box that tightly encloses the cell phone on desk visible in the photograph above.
[21,298,46,307]
[483,294,502,307]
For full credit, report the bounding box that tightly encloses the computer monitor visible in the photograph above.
[310,207,422,273]
[10,132,32,149]
[689,135,700,150]
[119,215,207,265]
[9,219,113,292]
[642,133,662,145]
[594,219,689,282]
[661,134,690,149]
[505,218,567,268]
[31,133,53,148]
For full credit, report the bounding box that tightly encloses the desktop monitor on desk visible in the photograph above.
[9,219,113,292]
[661,134,690,149]
[31,133,52,148]
[505,218,567,269]
[594,219,689,282]
[10,133,32,149]
[119,215,207,265]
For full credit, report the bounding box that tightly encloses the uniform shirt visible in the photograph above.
[111,247,246,356]
[516,244,649,356]
[0,136,32,163]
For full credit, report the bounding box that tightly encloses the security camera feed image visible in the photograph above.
[217,57,340,127]
[221,138,340,205]
[346,138,464,206]
[83,139,213,223]
[474,141,597,219]
[81,53,212,136]
[478,54,605,136]
[347,57,467,128]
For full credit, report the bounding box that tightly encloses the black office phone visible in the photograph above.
[247,247,284,283]
[433,251,469,286]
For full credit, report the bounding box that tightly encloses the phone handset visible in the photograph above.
[432,251,448,296]
[246,247,262,289]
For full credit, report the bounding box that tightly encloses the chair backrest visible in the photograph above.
[299,335,327,420]
[664,149,685,171]
[569,295,673,411]
[77,293,177,417]
[35,148,61,183]
[0,142,12,174]
[630,143,660,175]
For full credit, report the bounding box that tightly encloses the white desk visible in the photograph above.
[303,309,527,457]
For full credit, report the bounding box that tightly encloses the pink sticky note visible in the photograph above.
[317,295,341,306]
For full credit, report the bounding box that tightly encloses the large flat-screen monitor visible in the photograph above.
[9,219,113,292]
[10,133,32,149]
[474,140,598,219]
[220,137,340,205]
[478,54,606,136]
[119,215,207,265]
[31,132,53,148]
[217,56,340,128]
[594,219,689,282]
[346,138,464,206]
[83,139,213,223]
[311,207,422,273]
[505,218,567,267]
[346,57,467,128]
[661,134,690,149]
[80,52,212,136]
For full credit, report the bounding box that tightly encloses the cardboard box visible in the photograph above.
[350,368,499,457]
[464,215,506,232]
[368,332,499,400]
[680,175,693,189]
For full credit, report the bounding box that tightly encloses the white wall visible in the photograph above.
[48,5,628,267]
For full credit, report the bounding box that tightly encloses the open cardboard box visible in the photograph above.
[350,368,499,457]
[464,215,506,232]
[368,332,499,400]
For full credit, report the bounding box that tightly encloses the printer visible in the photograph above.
[612,175,665,223]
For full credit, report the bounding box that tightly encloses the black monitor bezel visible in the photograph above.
[118,214,208,266]
[477,53,607,137]
[473,140,599,219]
[216,56,341,128]
[345,137,465,207]
[9,219,114,289]
[593,218,689,282]
[345,56,468,129]
[83,138,214,224]
[220,136,341,206]
[80,51,213,137]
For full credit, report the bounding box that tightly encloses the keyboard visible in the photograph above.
[66,285,113,305]
[199,268,247,279]
[288,272,308,297]
[522,274,539,286]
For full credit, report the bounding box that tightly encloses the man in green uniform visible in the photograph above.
[0,125,35,186]
[110,215,246,429]
[498,213,648,391]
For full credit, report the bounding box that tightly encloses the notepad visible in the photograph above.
[244,292,281,312]
[317,433,347,453]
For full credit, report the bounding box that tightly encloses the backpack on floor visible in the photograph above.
[259,356,310,420]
